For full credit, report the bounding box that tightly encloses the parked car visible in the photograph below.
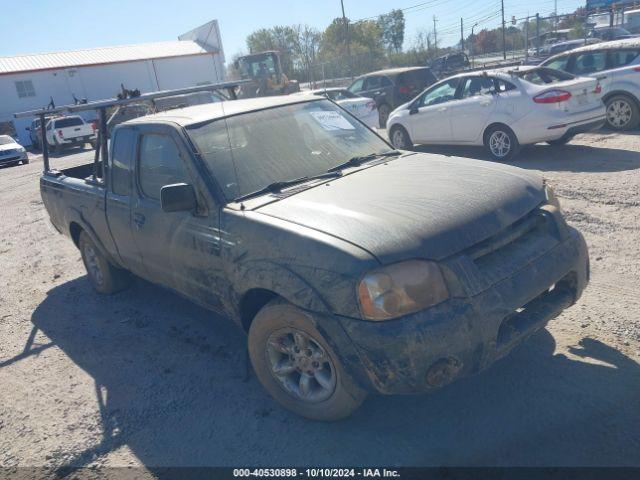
[588,26,637,42]
[27,116,54,149]
[429,52,470,76]
[44,115,97,152]
[541,38,640,130]
[346,67,438,127]
[299,88,379,128]
[386,67,605,160]
[0,135,28,167]
[41,95,589,420]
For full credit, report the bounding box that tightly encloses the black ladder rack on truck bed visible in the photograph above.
[14,80,248,180]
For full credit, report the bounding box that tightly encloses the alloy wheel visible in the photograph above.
[607,99,633,128]
[489,130,511,158]
[392,129,406,149]
[266,329,336,403]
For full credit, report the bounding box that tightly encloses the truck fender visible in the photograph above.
[66,206,123,269]
[232,261,332,322]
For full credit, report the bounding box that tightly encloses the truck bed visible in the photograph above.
[40,162,117,260]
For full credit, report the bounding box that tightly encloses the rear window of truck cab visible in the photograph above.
[54,117,85,128]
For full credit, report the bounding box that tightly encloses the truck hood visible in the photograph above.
[254,153,544,263]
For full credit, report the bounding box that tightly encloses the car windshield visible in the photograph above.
[0,135,14,145]
[187,100,392,201]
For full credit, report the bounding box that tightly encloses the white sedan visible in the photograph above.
[386,67,606,161]
[299,88,379,128]
[0,135,28,167]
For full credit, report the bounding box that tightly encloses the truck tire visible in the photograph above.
[248,299,366,421]
[79,231,131,294]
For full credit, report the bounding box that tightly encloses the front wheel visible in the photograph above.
[605,95,640,131]
[79,232,131,294]
[484,125,520,161]
[248,300,366,421]
[389,125,412,150]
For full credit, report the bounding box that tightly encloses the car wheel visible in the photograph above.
[378,104,391,128]
[484,125,520,161]
[605,94,640,131]
[79,231,131,294]
[547,135,574,146]
[389,125,412,150]
[248,299,367,421]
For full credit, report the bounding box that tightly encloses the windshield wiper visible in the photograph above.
[327,150,401,173]
[235,171,342,202]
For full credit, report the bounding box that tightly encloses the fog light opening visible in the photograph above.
[425,357,462,388]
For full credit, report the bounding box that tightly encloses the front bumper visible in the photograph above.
[332,227,589,394]
[0,152,27,165]
[56,135,95,146]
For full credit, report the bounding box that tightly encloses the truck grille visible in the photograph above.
[451,207,559,295]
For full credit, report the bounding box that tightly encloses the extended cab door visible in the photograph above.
[105,127,145,276]
[131,125,228,312]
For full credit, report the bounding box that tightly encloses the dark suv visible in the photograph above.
[347,67,438,127]
[429,52,470,76]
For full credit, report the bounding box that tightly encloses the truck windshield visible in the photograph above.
[187,100,391,201]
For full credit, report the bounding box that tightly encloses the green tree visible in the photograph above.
[377,9,405,53]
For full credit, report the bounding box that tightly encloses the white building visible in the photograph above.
[0,20,225,146]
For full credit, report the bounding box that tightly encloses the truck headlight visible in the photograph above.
[544,181,561,211]
[357,260,449,320]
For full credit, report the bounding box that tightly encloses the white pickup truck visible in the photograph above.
[45,115,96,151]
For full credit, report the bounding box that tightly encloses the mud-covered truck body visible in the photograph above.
[31,90,589,420]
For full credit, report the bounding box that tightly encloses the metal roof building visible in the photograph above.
[0,19,226,146]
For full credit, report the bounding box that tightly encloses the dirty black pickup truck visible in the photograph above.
[37,94,589,421]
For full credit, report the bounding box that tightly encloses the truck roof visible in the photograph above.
[125,95,321,127]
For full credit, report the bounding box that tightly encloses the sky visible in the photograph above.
[1,0,586,60]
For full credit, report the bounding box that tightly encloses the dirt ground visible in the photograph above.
[1,132,639,475]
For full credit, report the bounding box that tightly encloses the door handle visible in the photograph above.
[438,107,448,112]
[480,101,491,106]
[133,213,146,227]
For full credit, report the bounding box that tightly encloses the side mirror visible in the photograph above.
[409,105,419,115]
[160,183,197,213]
[26,127,30,131]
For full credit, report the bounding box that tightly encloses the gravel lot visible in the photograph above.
[1,133,639,474]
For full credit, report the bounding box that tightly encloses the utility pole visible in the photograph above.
[535,13,540,56]
[460,18,464,51]
[471,22,478,68]
[340,0,352,78]
[525,15,529,60]
[433,15,438,57]
[501,0,506,60]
